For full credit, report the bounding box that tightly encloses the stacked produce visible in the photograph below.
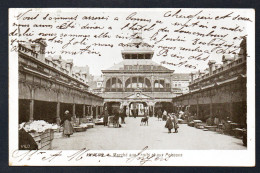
[79,124,88,128]
[20,120,60,133]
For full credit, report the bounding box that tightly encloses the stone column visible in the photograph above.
[56,102,61,125]
[209,91,213,117]
[196,95,199,117]
[151,75,154,92]
[96,106,99,117]
[73,103,76,117]
[230,102,233,121]
[29,99,34,122]
[29,88,35,122]
[210,101,213,117]
[90,105,93,116]
[83,104,86,118]
[87,106,90,116]
[229,85,234,121]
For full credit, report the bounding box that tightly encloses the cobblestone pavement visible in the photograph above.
[52,117,246,150]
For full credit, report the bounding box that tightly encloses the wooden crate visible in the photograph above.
[74,127,87,132]
[205,126,217,131]
[30,129,54,150]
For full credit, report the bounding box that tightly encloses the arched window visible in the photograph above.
[106,77,123,88]
[125,77,151,89]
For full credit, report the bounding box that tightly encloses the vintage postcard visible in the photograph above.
[9,8,255,166]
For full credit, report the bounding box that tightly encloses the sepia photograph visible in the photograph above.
[8,8,255,166]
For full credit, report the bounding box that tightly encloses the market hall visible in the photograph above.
[18,40,104,125]
[17,35,248,150]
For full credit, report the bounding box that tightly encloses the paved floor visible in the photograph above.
[52,117,246,150]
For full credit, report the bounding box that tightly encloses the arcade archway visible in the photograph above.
[104,102,121,115]
[154,102,173,117]
[129,102,148,117]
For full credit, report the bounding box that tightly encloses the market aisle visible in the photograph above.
[52,117,246,150]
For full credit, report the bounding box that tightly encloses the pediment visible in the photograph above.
[125,92,151,99]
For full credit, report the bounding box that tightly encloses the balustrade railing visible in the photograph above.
[105,88,171,92]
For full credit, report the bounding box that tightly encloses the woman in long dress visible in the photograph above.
[61,110,74,137]
[157,109,162,121]
[165,115,174,133]
[162,110,168,121]
[173,114,179,133]
[103,108,109,126]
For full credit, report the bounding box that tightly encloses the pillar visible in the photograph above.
[83,104,86,118]
[29,89,35,122]
[151,75,154,92]
[196,97,199,118]
[152,105,155,117]
[209,90,213,117]
[96,106,98,117]
[210,101,213,117]
[56,102,61,125]
[87,106,90,116]
[73,104,76,117]
[90,105,93,116]
[229,85,233,121]
[29,99,34,122]
[230,102,233,121]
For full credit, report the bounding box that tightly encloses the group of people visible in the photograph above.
[165,113,179,133]
[103,107,126,127]
[157,109,171,121]
[156,109,179,133]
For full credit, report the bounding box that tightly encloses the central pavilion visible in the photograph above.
[100,34,177,116]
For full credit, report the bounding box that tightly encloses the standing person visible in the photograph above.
[119,108,124,124]
[165,115,174,133]
[103,107,109,126]
[131,109,134,118]
[136,108,139,117]
[121,108,126,124]
[19,123,38,150]
[113,109,120,127]
[163,110,167,121]
[133,108,137,118]
[173,114,179,133]
[157,109,162,121]
[61,110,74,138]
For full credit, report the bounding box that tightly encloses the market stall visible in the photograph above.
[19,120,59,150]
